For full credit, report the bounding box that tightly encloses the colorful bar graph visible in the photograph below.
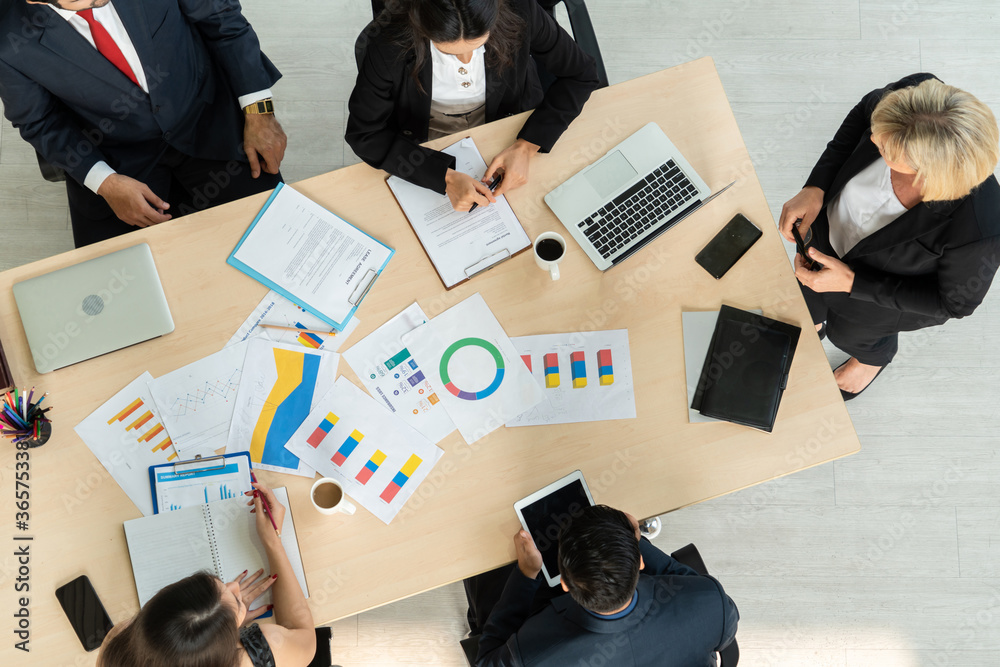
[521,355,532,372]
[126,410,154,431]
[307,412,340,448]
[544,353,560,388]
[598,349,614,385]
[108,398,143,425]
[139,423,165,443]
[151,437,173,453]
[385,348,410,370]
[295,323,324,349]
[571,351,587,388]
[167,452,178,462]
[407,370,426,386]
[331,429,365,467]
[380,454,422,503]
[355,450,387,485]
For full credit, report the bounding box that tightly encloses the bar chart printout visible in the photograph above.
[544,353,560,388]
[356,450,386,485]
[508,330,636,427]
[75,372,182,516]
[307,413,340,448]
[283,377,445,524]
[598,349,614,385]
[380,454,422,503]
[571,351,587,388]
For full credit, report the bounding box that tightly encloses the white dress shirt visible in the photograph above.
[430,44,486,107]
[827,158,908,257]
[48,2,271,193]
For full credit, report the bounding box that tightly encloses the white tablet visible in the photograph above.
[513,470,595,587]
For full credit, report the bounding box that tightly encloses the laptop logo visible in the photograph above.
[81,294,105,316]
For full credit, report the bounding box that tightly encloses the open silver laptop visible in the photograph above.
[13,244,174,374]
[545,122,735,270]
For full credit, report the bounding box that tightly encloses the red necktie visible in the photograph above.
[77,9,141,87]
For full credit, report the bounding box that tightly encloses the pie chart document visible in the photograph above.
[401,293,545,444]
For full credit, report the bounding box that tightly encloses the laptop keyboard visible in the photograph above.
[578,160,698,259]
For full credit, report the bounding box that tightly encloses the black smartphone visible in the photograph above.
[695,213,763,279]
[55,575,114,652]
[791,220,822,271]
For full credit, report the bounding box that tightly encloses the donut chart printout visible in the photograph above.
[400,293,545,444]
[284,377,443,524]
[506,330,636,427]
[342,302,456,444]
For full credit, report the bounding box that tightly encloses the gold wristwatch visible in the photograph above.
[243,98,275,115]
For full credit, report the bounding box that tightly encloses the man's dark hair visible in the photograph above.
[558,505,641,613]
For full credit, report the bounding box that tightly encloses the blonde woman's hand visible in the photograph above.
[779,186,824,242]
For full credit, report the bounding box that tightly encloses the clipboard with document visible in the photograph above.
[148,452,253,514]
[386,137,531,289]
[227,183,394,331]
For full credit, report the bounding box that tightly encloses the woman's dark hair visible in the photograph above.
[558,505,642,613]
[387,0,525,91]
[100,572,241,667]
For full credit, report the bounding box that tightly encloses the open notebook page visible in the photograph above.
[124,505,217,606]
[209,487,309,602]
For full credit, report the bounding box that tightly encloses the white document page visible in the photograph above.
[226,289,359,352]
[401,293,545,444]
[342,302,456,443]
[387,137,530,288]
[232,185,392,325]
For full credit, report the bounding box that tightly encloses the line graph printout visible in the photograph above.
[75,372,181,516]
[148,340,251,457]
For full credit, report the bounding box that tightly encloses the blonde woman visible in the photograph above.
[779,74,1000,399]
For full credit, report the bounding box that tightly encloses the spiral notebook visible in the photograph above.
[123,487,308,607]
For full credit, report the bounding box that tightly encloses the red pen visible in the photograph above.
[250,471,280,537]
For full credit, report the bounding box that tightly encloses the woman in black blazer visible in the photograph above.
[347,0,600,211]
[780,73,1000,399]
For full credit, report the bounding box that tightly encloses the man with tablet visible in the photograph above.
[469,503,739,666]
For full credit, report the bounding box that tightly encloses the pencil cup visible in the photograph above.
[310,478,356,516]
[534,232,566,281]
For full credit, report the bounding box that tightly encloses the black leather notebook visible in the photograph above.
[691,305,801,432]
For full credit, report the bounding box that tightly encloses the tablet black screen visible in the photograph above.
[520,479,593,581]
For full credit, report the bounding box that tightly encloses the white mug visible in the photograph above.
[534,232,566,281]
[310,477,356,516]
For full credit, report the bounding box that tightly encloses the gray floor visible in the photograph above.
[3,1,1000,665]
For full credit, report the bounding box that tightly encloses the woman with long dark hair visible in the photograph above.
[97,483,317,667]
[348,0,601,211]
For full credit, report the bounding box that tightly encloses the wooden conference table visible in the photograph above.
[0,58,859,664]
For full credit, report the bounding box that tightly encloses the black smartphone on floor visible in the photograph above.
[791,221,822,271]
[695,213,763,279]
[55,575,114,651]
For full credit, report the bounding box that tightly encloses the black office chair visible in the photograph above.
[308,626,336,667]
[457,543,739,667]
[360,0,608,89]
[36,151,66,183]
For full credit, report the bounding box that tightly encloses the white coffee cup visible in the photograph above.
[534,232,566,281]
[310,477,356,516]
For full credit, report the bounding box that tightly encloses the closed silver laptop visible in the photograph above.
[545,122,734,270]
[13,244,174,373]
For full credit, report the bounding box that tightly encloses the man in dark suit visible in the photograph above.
[0,0,287,246]
[470,505,739,666]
